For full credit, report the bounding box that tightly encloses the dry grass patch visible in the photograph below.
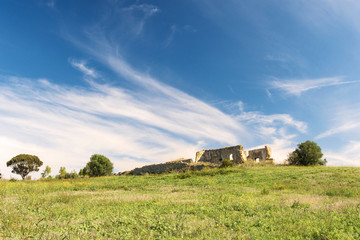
[279,193,328,208]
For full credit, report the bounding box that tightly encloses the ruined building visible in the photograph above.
[125,145,274,175]
[195,145,273,164]
[247,146,273,162]
[195,145,247,164]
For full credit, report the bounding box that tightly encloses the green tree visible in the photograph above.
[84,154,113,177]
[287,140,327,166]
[79,168,86,177]
[41,165,51,178]
[7,154,43,180]
[59,167,66,177]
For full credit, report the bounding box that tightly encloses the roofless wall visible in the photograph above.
[195,145,247,164]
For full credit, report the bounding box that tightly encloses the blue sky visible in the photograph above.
[1,0,360,178]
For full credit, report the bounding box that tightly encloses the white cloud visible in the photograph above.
[121,4,160,36]
[235,110,306,163]
[237,111,307,133]
[69,59,98,78]
[270,77,359,96]
[164,25,177,47]
[316,122,360,139]
[237,101,244,112]
[324,141,360,166]
[291,0,360,33]
[123,4,160,17]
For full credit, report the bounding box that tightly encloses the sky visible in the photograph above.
[1,0,360,179]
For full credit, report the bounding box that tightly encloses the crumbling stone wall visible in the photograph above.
[129,162,189,175]
[247,146,273,162]
[167,158,193,164]
[195,145,247,164]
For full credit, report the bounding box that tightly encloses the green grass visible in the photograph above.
[1,165,360,239]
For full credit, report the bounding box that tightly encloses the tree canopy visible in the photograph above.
[7,154,43,180]
[41,165,51,178]
[287,140,327,166]
[59,167,66,177]
[83,154,113,177]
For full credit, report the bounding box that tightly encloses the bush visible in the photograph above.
[287,140,327,166]
[83,154,114,177]
[220,159,234,168]
[55,167,79,179]
[64,171,79,179]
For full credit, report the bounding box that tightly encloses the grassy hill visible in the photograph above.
[1,164,360,239]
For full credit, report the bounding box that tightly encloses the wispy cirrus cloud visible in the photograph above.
[316,122,360,140]
[324,141,360,166]
[69,59,98,78]
[237,111,307,133]
[270,77,359,96]
[290,0,360,33]
[121,3,160,36]
[0,74,205,179]
[123,4,160,17]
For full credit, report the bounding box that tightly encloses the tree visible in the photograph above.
[41,165,51,178]
[7,154,43,180]
[78,168,85,177]
[84,154,113,177]
[287,140,327,166]
[59,167,66,177]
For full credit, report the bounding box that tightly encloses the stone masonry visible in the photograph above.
[247,146,273,162]
[195,145,247,164]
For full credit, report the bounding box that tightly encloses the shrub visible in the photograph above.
[64,171,79,179]
[56,170,79,179]
[220,159,234,168]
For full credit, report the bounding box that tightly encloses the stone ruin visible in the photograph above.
[247,146,274,163]
[195,145,274,164]
[195,145,247,164]
[123,145,274,175]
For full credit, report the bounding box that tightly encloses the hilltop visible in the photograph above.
[1,164,360,239]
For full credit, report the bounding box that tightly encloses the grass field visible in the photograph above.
[1,164,360,239]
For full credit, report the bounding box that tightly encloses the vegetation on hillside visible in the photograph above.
[1,165,360,239]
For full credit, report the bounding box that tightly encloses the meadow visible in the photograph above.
[1,164,360,239]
